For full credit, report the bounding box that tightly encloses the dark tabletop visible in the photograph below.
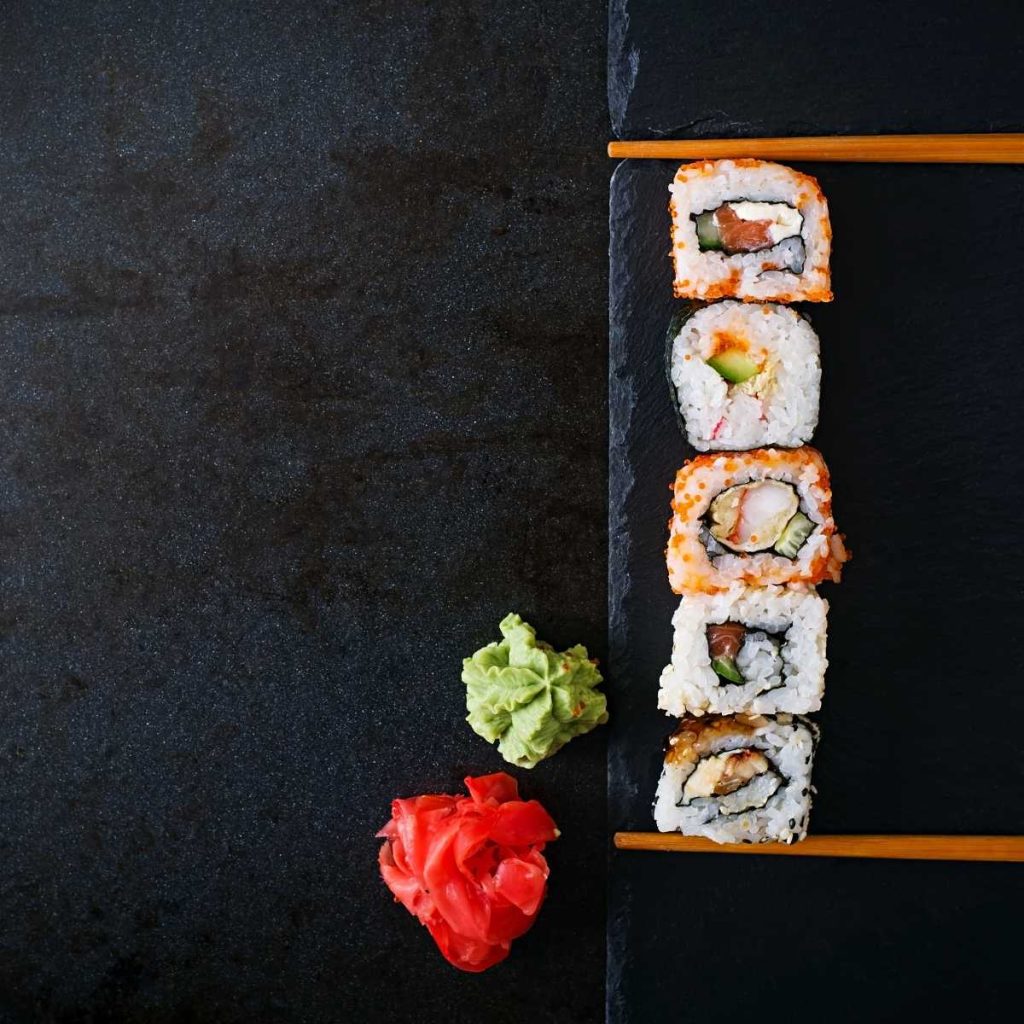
[0,3,608,1021]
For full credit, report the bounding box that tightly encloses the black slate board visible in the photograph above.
[609,0,1024,139]
[608,160,1024,1021]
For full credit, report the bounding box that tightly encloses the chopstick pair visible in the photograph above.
[611,130,1024,862]
[607,133,1024,163]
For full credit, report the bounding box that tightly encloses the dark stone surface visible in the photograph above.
[608,160,1024,1022]
[0,3,608,1021]
[609,0,1024,139]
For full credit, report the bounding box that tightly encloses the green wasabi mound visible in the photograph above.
[463,613,608,769]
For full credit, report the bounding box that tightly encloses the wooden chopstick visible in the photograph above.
[614,832,1024,862]
[607,134,1024,163]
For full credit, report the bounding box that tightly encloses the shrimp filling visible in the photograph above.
[708,480,798,553]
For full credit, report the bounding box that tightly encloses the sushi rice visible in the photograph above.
[666,446,848,594]
[668,300,821,451]
[658,584,828,717]
[669,159,832,303]
[653,713,818,844]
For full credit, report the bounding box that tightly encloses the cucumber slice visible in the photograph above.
[706,349,759,384]
[694,211,722,251]
[773,511,815,558]
[711,656,743,684]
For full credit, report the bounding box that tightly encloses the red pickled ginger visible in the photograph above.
[377,772,557,972]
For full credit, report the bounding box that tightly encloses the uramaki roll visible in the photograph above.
[667,300,821,451]
[653,713,818,844]
[669,159,832,303]
[658,584,828,718]
[666,446,848,594]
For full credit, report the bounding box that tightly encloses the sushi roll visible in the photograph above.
[667,301,821,451]
[658,584,828,717]
[653,713,818,844]
[669,159,832,303]
[666,446,848,594]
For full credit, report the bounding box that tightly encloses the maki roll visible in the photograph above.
[667,301,821,451]
[653,713,817,844]
[669,159,832,303]
[658,584,828,717]
[666,446,848,594]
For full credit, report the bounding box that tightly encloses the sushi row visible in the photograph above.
[652,159,846,844]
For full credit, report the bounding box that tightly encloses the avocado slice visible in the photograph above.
[773,511,815,558]
[711,656,743,684]
[694,210,722,251]
[706,349,759,384]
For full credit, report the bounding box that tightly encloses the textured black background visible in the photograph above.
[606,137,1024,1024]
[0,3,608,1021]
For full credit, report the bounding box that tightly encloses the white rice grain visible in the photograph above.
[669,301,820,451]
[653,714,818,843]
[669,159,832,302]
[657,584,828,717]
